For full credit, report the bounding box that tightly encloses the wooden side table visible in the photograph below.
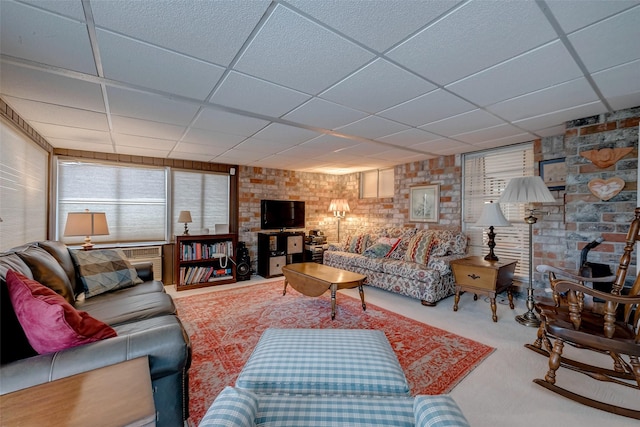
[0,357,156,426]
[451,256,518,322]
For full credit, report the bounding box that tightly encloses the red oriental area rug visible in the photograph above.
[174,281,494,426]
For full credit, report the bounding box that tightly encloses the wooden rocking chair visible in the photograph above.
[527,207,640,419]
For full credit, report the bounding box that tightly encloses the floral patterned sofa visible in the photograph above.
[324,227,468,306]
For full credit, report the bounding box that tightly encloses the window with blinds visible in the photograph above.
[0,121,48,250]
[172,170,230,235]
[462,143,534,280]
[57,160,168,244]
[360,168,394,198]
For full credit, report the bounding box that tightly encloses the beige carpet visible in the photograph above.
[169,277,637,427]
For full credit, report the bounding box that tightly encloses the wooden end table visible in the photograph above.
[451,256,518,322]
[0,356,156,426]
[282,262,366,320]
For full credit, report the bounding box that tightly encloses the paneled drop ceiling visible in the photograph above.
[1,0,639,174]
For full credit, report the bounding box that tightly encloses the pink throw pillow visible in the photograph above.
[5,270,117,354]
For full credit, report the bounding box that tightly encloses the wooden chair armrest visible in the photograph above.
[554,280,640,304]
[536,265,616,283]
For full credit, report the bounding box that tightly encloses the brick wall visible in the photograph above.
[238,155,462,273]
[535,106,639,289]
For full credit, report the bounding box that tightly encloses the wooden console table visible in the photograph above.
[451,256,518,322]
[0,357,156,426]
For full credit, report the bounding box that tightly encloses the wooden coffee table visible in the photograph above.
[282,262,366,320]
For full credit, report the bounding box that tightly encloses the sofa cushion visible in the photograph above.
[236,328,410,396]
[16,245,76,304]
[405,231,435,265]
[363,237,400,258]
[199,386,258,427]
[386,228,417,260]
[381,259,440,283]
[414,395,470,427]
[76,291,176,326]
[5,270,117,354]
[37,241,79,295]
[70,248,143,298]
[346,234,369,254]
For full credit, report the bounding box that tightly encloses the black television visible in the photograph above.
[261,199,305,230]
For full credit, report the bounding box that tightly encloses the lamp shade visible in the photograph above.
[475,202,511,227]
[178,210,192,223]
[497,176,555,204]
[328,199,350,214]
[63,211,109,237]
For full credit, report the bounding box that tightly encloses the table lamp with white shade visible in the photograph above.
[474,201,511,261]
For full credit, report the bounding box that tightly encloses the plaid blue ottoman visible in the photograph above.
[236,328,410,396]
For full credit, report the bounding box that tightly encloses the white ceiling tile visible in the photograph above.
[91,0,271,65]
[288,0,460,52]
[97,29,225,101]
[471,133,536,150]
[115,145,171,158]
[0,63,105,112]
[336,115,409,140]
[211,72,311,117]
[592,60,640,101]
[334,143,390,157]
[486,78,599,121]
[379,89,476,126]
[234,137,301,154]
[20,0,86,21]
[447,41,583,106]
[545,0,640,34]
[377,128,441,147]
[3,96,109,131]
[420,109,503,137]
[452,123,528,144]
[110,116,186,140]
[112,133,176,151]
[30,122,112,145]
[321,59,435,113]
[513,101,605,132]
[387,0,556,85]
[45,137,113,153]
[234,4,374,94]
[283,98,368,130]
[365,149,431,163]
[192,108,270,136]
[568,6,640,72]
[300,134,358,154]
[172,141,227,156]
[181,127,246,148]
[168,151,215,162]
[213,149,266,163]
[535,124,567,138]
[604,92,640,112]
[252,123,319,143]
[1,1,96,74]
[410,139,472,154]
[107,87,200,126]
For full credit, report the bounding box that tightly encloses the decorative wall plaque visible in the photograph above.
[580,147,633,168]
[587,177,625,201]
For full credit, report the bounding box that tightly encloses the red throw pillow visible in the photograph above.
[5,270,117,354]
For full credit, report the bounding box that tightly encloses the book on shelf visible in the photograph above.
[179,266,233,285]
[180,240,233,261]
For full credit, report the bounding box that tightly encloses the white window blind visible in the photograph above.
[172,170,230,236]
[0,121,48,250]
[463,143,534,279]
[57,160,167,244]
[360,168,394,198]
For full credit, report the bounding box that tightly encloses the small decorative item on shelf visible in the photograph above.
[178,210,192,235]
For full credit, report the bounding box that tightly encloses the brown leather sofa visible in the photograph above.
[0,241,191,427]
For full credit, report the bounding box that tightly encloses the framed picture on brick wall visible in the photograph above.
[540,158,566,191]
[409,184,440,222]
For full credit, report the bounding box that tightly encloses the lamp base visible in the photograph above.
[484,252,499,261]
[515,311,541,327]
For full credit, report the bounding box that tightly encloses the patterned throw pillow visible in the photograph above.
[387,228,417,260]
[362,237,401,258]
[346,234,369,254]
[404,231,435,265]
[5,270,117,354]
[70,249,143,298]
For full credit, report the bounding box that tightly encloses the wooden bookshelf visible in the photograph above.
[175,233,237,290]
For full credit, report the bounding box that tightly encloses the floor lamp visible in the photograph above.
[328,199,350,243]
[498,176,555,327]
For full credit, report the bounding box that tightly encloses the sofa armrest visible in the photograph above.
[0,315,190,395]
[131,261,154,282]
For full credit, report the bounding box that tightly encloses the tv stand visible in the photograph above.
[257,231,305,278]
